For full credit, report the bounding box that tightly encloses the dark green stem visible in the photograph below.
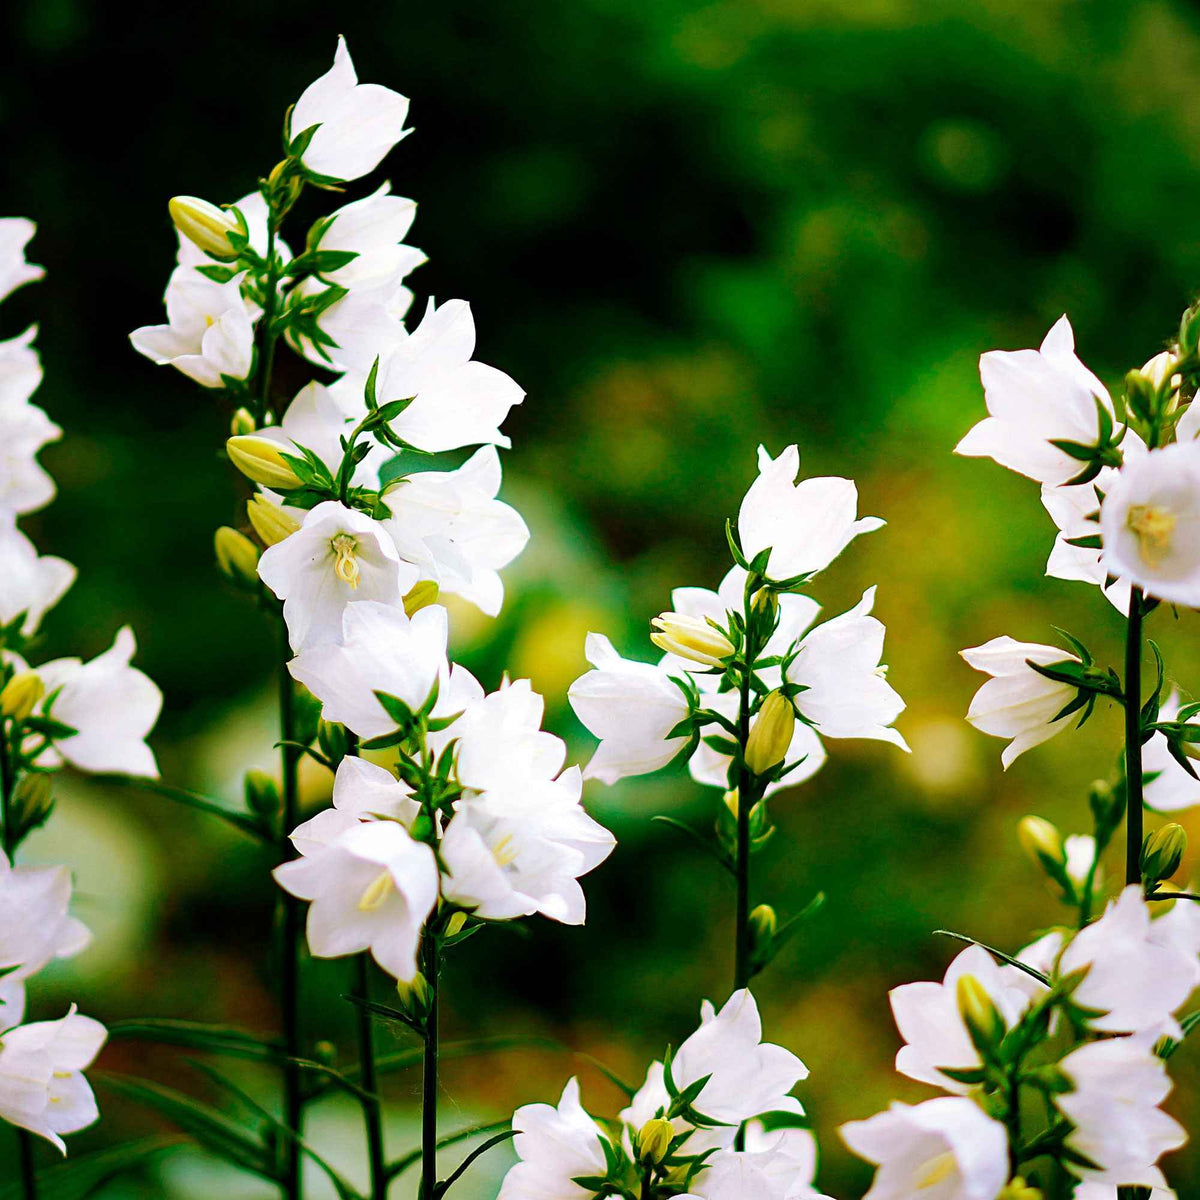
[354,955,386,1200]
[1125,587,1145,888]
[256,217,282,428]
[734,659,752,996]
[420,935,441,1200]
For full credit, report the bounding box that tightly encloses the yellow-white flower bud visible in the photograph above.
[1138,350,1181,399]
[226,435,302,490]
[230,406,256,437]
[956,974,1005,1052]
[637,1118,674,1166]
[12,773,53,829]
[247,494,301,547]
[403,580,440,617]
[998,1177,1042,1200]
[1141,823,1188,883]
[0,672,44,721]
[397,971,431,1012]
[1017,815,1064,868]
[168,196,241,262]
[744,691,795,776]
[214,526,260,588]
[649,612,734,667]
[445,911,468,937]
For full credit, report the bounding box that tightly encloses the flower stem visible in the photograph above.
[353,955,386,1200]
[1124,587,1145,888]
[256,216,282,428]
[420,934,441,1200]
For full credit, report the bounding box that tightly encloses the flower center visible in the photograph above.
[491,833,519,868]
[357,870,394,911]
[1127,504,1176,566]
[916,1152,957,1189]
[332,534,361,588]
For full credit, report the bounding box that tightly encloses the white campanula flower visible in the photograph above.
[568,634,691,785]
[737,445,883,582]
[273,818,437,982]
[383,446,530,617]
[32,627,161,778]
[1057,1035,1184,1191]
[889,944,1041,1094]
[0,401,60,516]
[258,501,419,652]
[0,218,44,304]
[1149,890,1200,962]
[0,326,42,408]
[956,314,1114,485]
[1099,441,1200,608]
[0,515,75,636]
[960,636,1081,768]
[129,268,256,388]
[1064,833,1099,892]
[1074,1185,1175,1200]
[498,1077,608,1200]
[1143,691,1200,813]
[0,1005,106,1152]
[289,37,411,184]
[289,601,449,740]
[1059,885,1200,1036]
[680,1128,833,1200]
[286,275,410,374]
[312,182,425,290]
[840,1096,1009,1200]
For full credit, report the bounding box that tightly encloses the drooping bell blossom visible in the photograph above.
[0,515,75,636]
[1099,441,1200,608]
[1143,691,1200,813]
[784,587,909,750]
[1149,889,1200,961]
[32,627,161,777]
[1056,1035,1185,1190]
[0,219,44,304]
[273,819,437,982]
[286,275,410,374]
[312,182,425,290]
[1074,1185,1176,1200]
[568,634,691,784]
[0,402,59,516]
[840,1097,1009,1200]
[330,298,524,452]
[129,268,256,388]
[0,326,43,407]
[889,944,1041,1095]
[737,444,883,581]
[1059,885,1200,1036]
[289,36,411,183]
[956,314,1114,486]
[960,636,1081,768]
[680,1135,832,1200]
[0,1005,106,1152]
[497,1077,608,1200]
[289,601,449,740]
[258,501,419,652]
[383,446,530,616]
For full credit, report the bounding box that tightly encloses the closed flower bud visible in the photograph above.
[215,526,260,588]
[317,719,349,765]
[168,196,241,262]
[226,435,302,490]
[1017,815,1064,868]
[649,612,735,667]
[1087,779,1122,834]
[445,911,468,937]
[402,580,440,617]
[752,586,779,620]
[1141,823,1187,883]
[230,407,256,436]
[0,671,44,721]
[247,494,301,547]
[637,1117,674,1165]
[409,809,435,842]
[397,971,431,1014]
[312,1040,338,1066]
[12,772,53,835]
[244,769,280,817]
[723,789,739,819]
[748,903,777,971]
[956,974,1005,1055]
[744,691,795,776]
[998,1178,1042,1200]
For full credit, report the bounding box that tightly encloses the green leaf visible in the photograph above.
[97,777,270,842]
[651,815,735,876]
[107,1018,281,1061]
[386,1120,513,1183]
[932,930,1051,987]
[0,1137,182,1200]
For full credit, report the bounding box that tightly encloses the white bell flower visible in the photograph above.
[956,314,1114,485]
[0,401,59,516]
[960,636,1081,768]
[383,446,529,616]
[129,268,256,388]
[1064,833,1099,891]
[289,601,449,740]
[1057,1034,1184,1189]
[1100,441,1200,608]
[1148,890,1200,961]
[889,944,1041,1094]
[289,37,410,183]
[0,1005,106,1152]
[0,219,44,304]
[1074,1185,1175,1200]
[1059,885,1200,1035]
[681,1136,831,1200]
[313,182,425,290]
[273,818,437,982]
[33,627,161,777]
[287,275,410,374]
[0,515,75,636]
[840,1096,1009,1200]
[737,445,883,581]
[498,1077,608,1200]
[0,326,41,408]
[1143,691,1200,813]
[568,634,691,784]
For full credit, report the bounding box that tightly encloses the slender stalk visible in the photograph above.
[420,934,441,1200]
[353,955,387,1200]
[734,659,752,995]
[1124,587,1145,888]
[256,216,282,428]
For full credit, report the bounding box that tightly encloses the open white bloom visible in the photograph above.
[498,1077,607,1200]
[1060,885,1200,1035]
[273,819,437,982]
[383,446,529,616]
[0,219,44,303]
[568,634,691,784]
[960,636,1080,768]
[1065,833,1099,891]
[682,1133,830,1200]
[258,501,418,652]
[1150,889,1200,961]
[889,944,1040,1094]
[290,36,410,183]
[956,315,1113,485]
[0,1006,106,1152]
[1100,441,1200,608]
[33,627,161,777]
[129,268,255,388]
[290,602,448,740]
[287,275,410,373]
[840,1097,1009,1200]
[1057,1035,1184,1189]
[0,326,42,408]
[0,400,60,515]
[1143,691,1200,813]
[1074,1185,1175,1200]
[0,515,74,636]
[738,445,883,581]
[313,182,425,289]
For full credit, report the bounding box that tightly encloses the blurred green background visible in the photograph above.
[4,0,1200,1193]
